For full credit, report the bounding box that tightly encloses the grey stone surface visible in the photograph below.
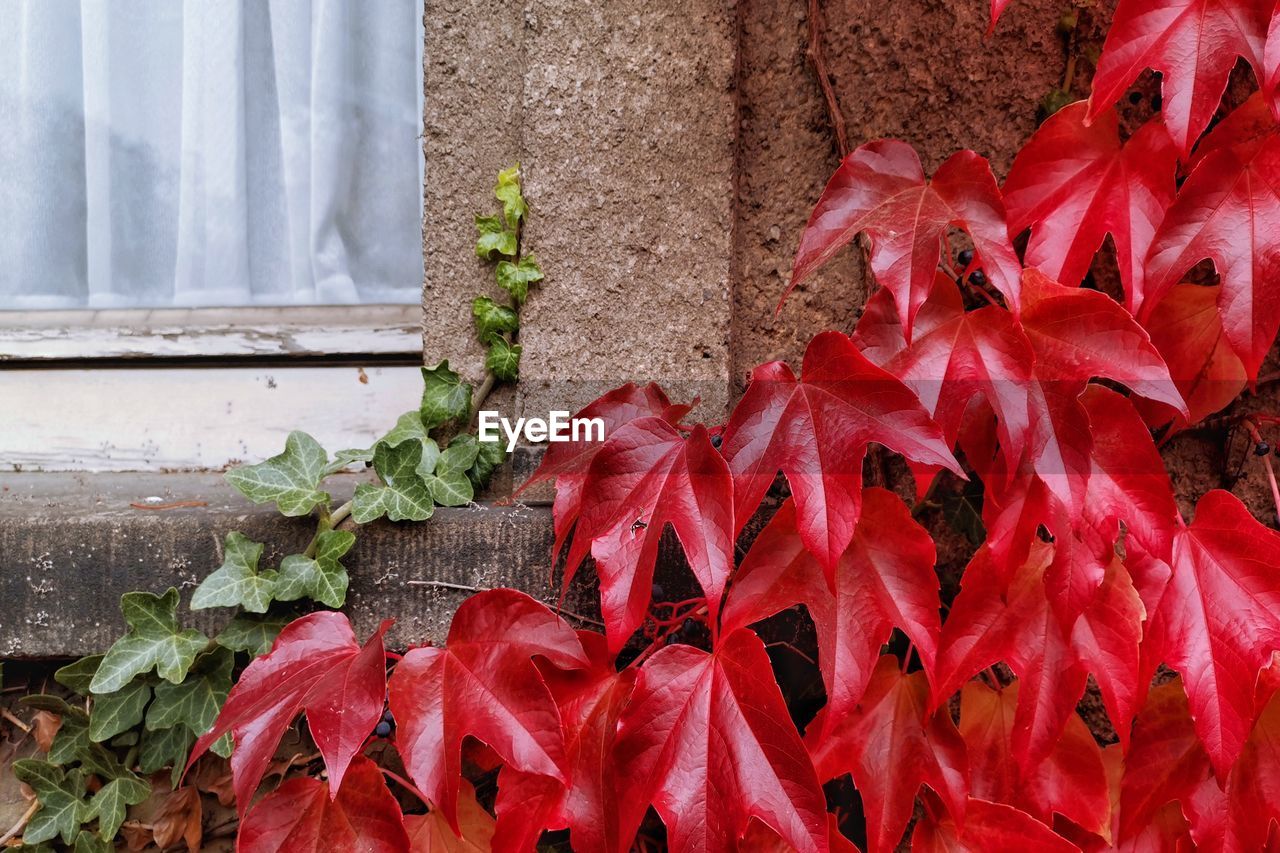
[0,472,595,658]
[422,0,739,425]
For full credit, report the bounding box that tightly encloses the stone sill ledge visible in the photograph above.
[0,466,581,659]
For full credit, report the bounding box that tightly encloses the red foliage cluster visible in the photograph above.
[200,0,1280,849]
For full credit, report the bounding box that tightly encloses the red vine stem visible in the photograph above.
[380,767,432,809]
[806,0,849,160]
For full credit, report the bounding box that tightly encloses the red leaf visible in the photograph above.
[388,589,588,831]
[1135,284,1247,430]
[721,330,960,570]
[1143,490,1280,775]
[1003,104,1177,313]
[1017,270,1184,526]
[1086,0,1271,156]
[493,632,635,852]
[910,796,1081,852]
[1116,678,1211,843]
[959,679,1111,839]
[187,612,391,815]
[1144,111,1280,379]
[613,629,830,853]
[237,756,409,853]
[852,272,1034,495]
[1180,686,1280,851]
[565,418,734,651]
[806,656,968,853]
[404,780,496,852]
[786,141,1021,336]
[990,0,1014,32]
[739,815,858,852]
[721,489,941,726]
[516,382,690,564]
[936,541,1145,766]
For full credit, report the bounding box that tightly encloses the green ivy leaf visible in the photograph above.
[191,533,278,614]
[90,590,209,694]
[426,436,482,507]
[352,441,435,523]
[55,656,103,696]
[427,468,474,507]
[17,697,91,766]
[48,711,90,766]
[145,646,233,735]
[216,611,291,658]
[486,337,522,382]
[324,447,374,475]
[74,831,113,853]
[472,296,519,345]
[496,255,543,303]
[475,214,517,258]
[273,530,356,608]
[419,361,472,429]
[138,725,195,787]
[88,678,151,743]
[86,776,148,840]
[224,431,330,517]
[467,437,508,488]
[495,164,528,225]
[12,761,87,845]
[378,411,441,479]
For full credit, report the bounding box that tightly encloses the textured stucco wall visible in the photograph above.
[423,0,738,425]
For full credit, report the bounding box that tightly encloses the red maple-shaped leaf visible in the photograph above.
[187,612,391,815]
[910,795,1080,852]
[565,418,733,651]
[786,140,1021,336]
[852,272,1033,495]
[1143,489,1280,776]
[936,541,1145,766]
[516,382,690,564]
[1116,678,1211,843]
[806,656,968,853]
[404,780,496,852]
[721,330,960,570]
[388,589,588,831]
[613,629,830,853]
[1086,0,1271,156]
[1018,269,1185,520]
[1135,283,1247,430]
[1144,102,1280,379]
[237,756,409,853]
[959,679,1111,839]
[720,489,941,727]
[1003,103,1178,313]
[493,631,635,852]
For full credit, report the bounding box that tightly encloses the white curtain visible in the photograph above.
[0,0,424,309]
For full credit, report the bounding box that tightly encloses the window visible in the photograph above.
[1,1,427,471]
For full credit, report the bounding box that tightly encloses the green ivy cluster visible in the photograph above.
[473,165,541,382]
[6,166,539,850]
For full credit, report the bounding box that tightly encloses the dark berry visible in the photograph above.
[969,269,987,287]
[710,433,722,449]
[1128,91,1143,105]
[1257,441,1272,457]
[651,583,666,601]
[1151,94,1163,111]
[382,708,395,723]
[956,249,974,267]
[374,721,393,738]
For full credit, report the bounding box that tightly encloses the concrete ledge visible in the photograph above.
[0,471,594,658]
